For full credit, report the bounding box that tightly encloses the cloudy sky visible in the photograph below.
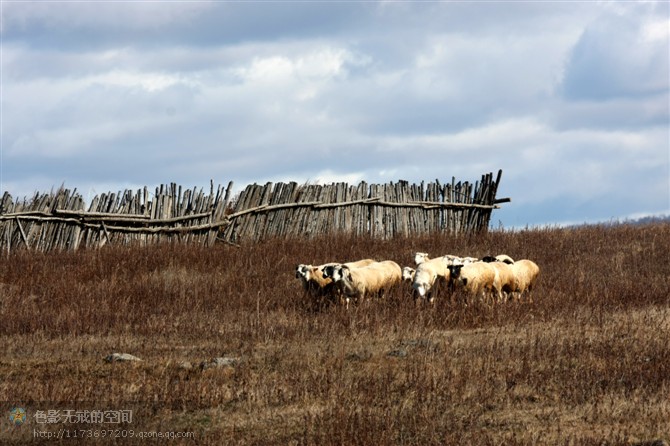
[1,1,668,227]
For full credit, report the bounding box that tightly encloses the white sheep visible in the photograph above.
[481,257,516,302]
[448,256,479,266]
[402,266,416,282]
[330,260,402,306]
[412,253,479,302]
[510,259,540,302]
[447,262,501,305]
[414,252,478,266]
[412,257,451,303]
[401,266,417,299]
[321,258,376,281]
[495,254,515,265]
[296,259,376,306]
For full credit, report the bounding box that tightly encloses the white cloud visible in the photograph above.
[282,170,365,186]
[236,56,294,84]
[234,48,354,83]
[230,47,367,106]
[641,18,670,42]
[89,70,190,92]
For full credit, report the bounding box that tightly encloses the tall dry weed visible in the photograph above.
[0,222,669,445]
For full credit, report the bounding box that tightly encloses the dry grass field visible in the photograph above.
[1,222,669,445]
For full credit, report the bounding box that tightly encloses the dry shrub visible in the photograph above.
[1,222,669,445]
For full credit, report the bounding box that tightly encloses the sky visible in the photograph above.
[1,0,668,228]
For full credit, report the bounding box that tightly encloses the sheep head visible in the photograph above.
[402,267,415,282]
[303,266,318,282]
[329,265,348,283]
[322,264,338,280]
[295,264,309,279]
[447,264,463,279]
[414,252,430,265]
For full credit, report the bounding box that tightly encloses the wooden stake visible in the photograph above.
[15,217,30,250]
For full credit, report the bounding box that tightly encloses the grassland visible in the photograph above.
[1,222,669,445]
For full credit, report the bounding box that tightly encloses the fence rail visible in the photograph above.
[0,170,509,252]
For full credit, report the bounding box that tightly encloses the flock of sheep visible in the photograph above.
[295,252,540,308]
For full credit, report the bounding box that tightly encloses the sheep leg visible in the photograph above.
[482,288,495,307]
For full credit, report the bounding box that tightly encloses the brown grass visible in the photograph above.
[1,222,669,445]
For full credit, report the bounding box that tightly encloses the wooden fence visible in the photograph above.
[0,170,509,252]
[222,170,509,243]
[0,182,233,253]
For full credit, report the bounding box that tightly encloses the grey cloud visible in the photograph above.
[5,81,200,158]
[3,2,371,50]
[549,96,669,132]
[560,7,669,102]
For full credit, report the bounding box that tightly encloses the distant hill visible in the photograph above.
[564,214,670,229]
[627,214,670,225]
